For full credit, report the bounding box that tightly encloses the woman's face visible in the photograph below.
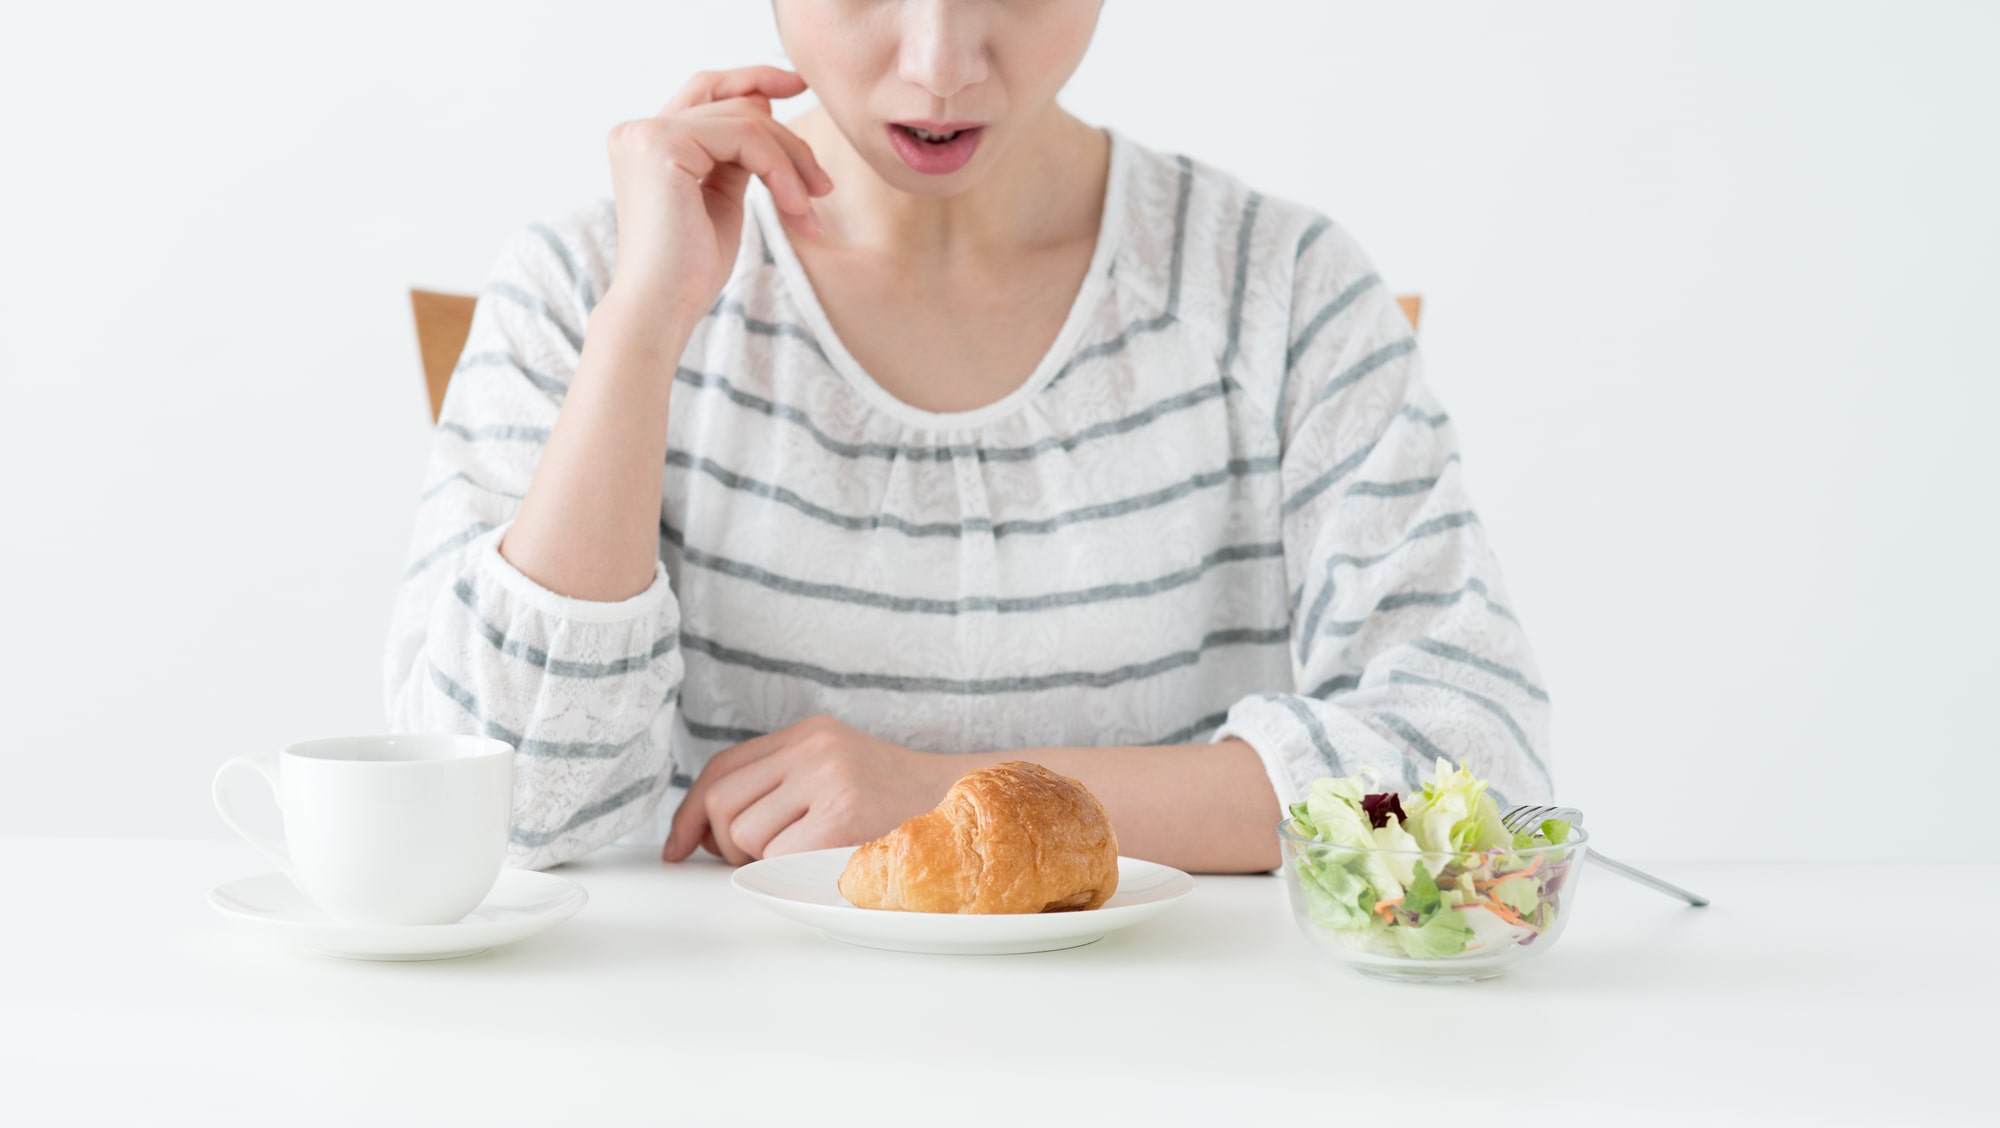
[774,0,1103,192]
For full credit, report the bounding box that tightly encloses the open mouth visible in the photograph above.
[896,123,970,144]
[885,123,985,174]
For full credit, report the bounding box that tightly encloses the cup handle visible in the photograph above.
[213,756,301,887]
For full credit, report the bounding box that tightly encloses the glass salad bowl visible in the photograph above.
[1276,818,1589,983]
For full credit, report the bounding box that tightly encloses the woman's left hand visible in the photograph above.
[661,714,951,864]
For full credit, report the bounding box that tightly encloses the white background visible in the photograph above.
[3,1,1993,859]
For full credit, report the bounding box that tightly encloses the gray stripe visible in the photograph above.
[1285,273,1382,374]
[1295,510,1483,661]
[418,471,523,504]
[1400,404,1450,428]
[1046,154,1192,390]
[1407,638,1550,703]
[673,363,1229,464]
[1369,710,1451,785]
[527,222,597,317]
[436,421,552,444]
[1040,297,1188,391]
[1280,350,1444,517]
[679,711,767,745]
[1149,707,1232,746]
[1041,306,1174,390]
[1295,215,1332,261]
[1342,476,1436,501]
[1222,191,1263,373]
[483,281,584,353]
[1282,418,1455,517]
[660,518,1281,614]
[1320,574,1516,637]
[403,522,496,581]
[453,350,568,402]
[1342,454,1462,499]
[1302,672,1362,699]
[665,448,1278,540]
[510,774,662,849]
[451,577,678,677]
[1280,274,1376,446]
[1281,430,1382,518]
[713,295,831,366]
[426,661,669,760]
[1386,669,1550,787]
[1307,337,1418,414]
[1270,692,1344,776]
[679,625,1288,695]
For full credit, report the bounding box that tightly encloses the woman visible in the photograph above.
[383,0,1552,874]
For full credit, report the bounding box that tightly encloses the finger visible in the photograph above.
[658,66,807,117]
[699,100,831,196]
[727,777,815,861]
[757,117,835,196]
[701,754,794,863]
[698,160,753,209]
[723,123,821,221]
[664,748,752,862]
[679,113,820,219]
[763,807,855,859]
[700,826,723,859]
[666,730,786,855]
[663,785,712,863]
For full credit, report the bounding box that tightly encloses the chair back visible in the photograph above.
[410,288,479,424]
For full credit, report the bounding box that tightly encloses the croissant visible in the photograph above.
[838,760,1120,913]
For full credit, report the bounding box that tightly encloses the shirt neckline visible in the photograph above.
[749,124,1129,432]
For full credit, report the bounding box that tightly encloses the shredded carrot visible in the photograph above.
[1373,897,1404,921]
[1481,896,1531,929]
[1475,856,1544,889]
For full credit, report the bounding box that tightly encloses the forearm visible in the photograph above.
[933,738,1282,874]
[499,285,696,601]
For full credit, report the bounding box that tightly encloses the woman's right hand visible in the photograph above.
[604,65,834,322]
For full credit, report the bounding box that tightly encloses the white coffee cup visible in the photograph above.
[213,734,515,925]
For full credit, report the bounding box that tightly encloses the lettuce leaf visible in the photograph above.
[1293,852,1377,931]
[1370,816,1420,888]
[1297,770,1407,902]
[1395,902,1474,958]
[1402,860,1442,922]
[1488,874,1540,918]
[1405,756,1514,871]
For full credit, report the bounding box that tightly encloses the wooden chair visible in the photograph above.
[409,289,1425,424]
[411,288,479,424]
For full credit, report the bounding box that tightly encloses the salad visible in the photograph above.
[1281,758,1577,960]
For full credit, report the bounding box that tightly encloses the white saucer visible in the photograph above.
[731,847,1195,955]
[208,868,588,961]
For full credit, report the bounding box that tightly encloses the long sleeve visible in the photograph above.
[1212,218,1554,811]
[382,214,686,870]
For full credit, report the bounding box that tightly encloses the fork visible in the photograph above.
[1502,804,1710,907]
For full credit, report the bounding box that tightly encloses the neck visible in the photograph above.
[779,104,1108,264]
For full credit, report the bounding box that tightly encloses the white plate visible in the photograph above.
[208,869,588,961]
[731,846,1195,955]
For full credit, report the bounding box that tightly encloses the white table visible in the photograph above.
[1,837,1985,1126]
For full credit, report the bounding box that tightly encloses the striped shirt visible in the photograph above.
[383,123,1554,871]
